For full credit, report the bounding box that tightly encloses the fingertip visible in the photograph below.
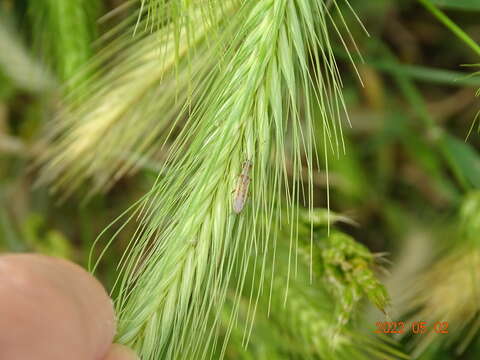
[0,254,116,360]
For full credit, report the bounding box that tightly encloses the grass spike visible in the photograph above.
[85,0,362,358]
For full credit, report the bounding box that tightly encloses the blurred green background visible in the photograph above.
[1,0,480,358]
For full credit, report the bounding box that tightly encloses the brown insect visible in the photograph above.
[233,160,252,214]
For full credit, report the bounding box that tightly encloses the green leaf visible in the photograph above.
[420,0,480,57]
[430,0,480,11]
[439,133,480,189]
[22,214,74,260]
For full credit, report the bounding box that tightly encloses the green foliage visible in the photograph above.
[419,0,480,57]
[459,191,480,242]
[0,15,54,93]
[96,1,364,358]
[35,0,226,197]
[321,232,389,325]
[225,217,405,360]
[21,213,73,259]
[430,0,480,11]
[2,0,480,359]
[28,0,100,85]
[439,133,480,190]
[394,193,480,358]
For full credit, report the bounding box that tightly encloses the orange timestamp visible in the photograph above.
[374,321,449,335]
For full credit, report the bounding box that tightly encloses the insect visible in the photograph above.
[233,160,252,214]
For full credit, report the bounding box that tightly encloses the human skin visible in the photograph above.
[0,254,138,360]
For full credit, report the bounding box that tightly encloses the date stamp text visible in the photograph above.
[374,321,449,335]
